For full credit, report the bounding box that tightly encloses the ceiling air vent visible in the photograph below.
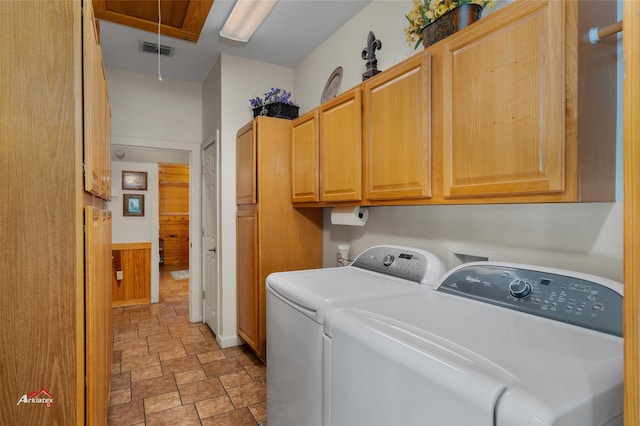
[138,40,175,57]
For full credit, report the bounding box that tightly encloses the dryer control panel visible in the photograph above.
[436,263,623,337]
[351,245,445,286]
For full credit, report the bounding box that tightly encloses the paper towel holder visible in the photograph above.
[330,205,369,226]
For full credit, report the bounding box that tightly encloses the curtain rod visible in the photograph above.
[589,20,623,44]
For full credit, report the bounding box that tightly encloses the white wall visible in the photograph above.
[293,0,624,282]
[202,54,294,348]
[106,68,204,318]
[293,0,511,114]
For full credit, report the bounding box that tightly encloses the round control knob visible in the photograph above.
[382,254,395,266]
[509,279,532,298]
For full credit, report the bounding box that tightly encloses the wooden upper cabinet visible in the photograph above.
[319,88,362,202]
[291,110,320,203]
[363,51,432,201]
[441,1,564,198]
[438,0,616,202]
[83,0,111,201]
[236,121,257,205]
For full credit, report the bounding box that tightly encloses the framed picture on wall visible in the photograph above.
[122,171,147,190]
[123,194,145,217]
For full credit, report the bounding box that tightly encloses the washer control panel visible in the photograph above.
[437,264,623,337]
[351,246,443,285]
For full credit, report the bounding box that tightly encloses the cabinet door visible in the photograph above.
[236,207,259,352]
[291,110,320,203]
[85,207,112,425]
[83,0,111,201]
[319,89,362,202]
[441,0,564,198]
[363,52,432,201]
[236,121,257,205]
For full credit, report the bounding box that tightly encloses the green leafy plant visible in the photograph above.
[405,0,494,48]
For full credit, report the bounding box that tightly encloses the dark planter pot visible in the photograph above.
[421,3,484,48]
[252,102,299,120]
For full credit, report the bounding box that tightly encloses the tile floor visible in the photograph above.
[108,265,267,425]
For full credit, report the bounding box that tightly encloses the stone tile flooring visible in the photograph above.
[108,265,266,425]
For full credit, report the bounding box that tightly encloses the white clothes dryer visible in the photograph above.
[266,245,447,426]
[324,262,624,426]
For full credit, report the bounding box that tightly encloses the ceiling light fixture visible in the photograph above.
[220,0,278,42]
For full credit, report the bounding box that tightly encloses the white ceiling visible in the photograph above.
[100,0,371,83]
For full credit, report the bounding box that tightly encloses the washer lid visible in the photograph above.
[266,267,426,324]
[328,308,515,426]
[325,289,623,426]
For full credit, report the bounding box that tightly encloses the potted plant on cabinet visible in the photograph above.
[249,88,299,119]
[405,0,495,49]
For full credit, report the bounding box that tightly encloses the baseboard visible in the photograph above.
[216,334,242,349]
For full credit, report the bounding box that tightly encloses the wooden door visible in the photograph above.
[363,51,432,201]
[319,89,362,202]
[236,121,257,205]
[291,110,320,203]
[441,0,564,198]
[236,207,259,352]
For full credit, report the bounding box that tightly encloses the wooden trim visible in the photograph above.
[92,0,213,43]
[112,298,151,308]
[112,242,151,250]
[624,0,640,422]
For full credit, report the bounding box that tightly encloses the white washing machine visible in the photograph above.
[324,262,624,426]
[266,245,447,426]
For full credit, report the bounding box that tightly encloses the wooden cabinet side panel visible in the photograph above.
[320,90,362,202]
[441,0,565,198]
[0,1,83,424]
[236,208,259,351]
[236,121,257,205]
[256,117,323,358]
[291,110,320,203]
[364,52,432,201]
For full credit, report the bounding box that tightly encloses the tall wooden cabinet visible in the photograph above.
[0,1,112,424]
[236,117,323,361]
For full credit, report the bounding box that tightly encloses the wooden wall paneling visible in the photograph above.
[112,250,124,302]
[159,215,190,265]
[159,163,190,264]
[624,0,640,421]
[159,163,190,184]
[159,185,189,214]
[111,243,151,307]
